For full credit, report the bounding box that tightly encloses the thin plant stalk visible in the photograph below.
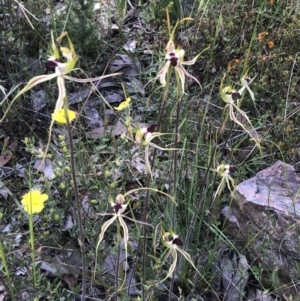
[28,211,37,286]
[179,133,220,267]
[141,176,151,300]
[171,72,184,229]
[26,180,37,287]
[63,98,86,301]
[140,65,172,299]
[168,137,179,301]
[0,240,16,301]
[115,221,121,300]
[169,68,184,301]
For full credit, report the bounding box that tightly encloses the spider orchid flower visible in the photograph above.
[1,31,120,168]
[160,229,199,282]
[95,188,176,284]
[1,31,120,122]
[146,10,209,95]
[214,164,235,201]
[220,75,261,151]
[157,40,205,94]
[134,125,180,176]
[238,74,256,101]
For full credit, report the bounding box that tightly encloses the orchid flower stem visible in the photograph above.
[169,71,184,300]
[139,63,173,298]
[0,241,16,301]
[64,98,86,301]
[141,64,172,299]
[172,99,181,227]
[115,221,121,298]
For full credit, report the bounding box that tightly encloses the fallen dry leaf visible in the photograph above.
[0,154,12,167]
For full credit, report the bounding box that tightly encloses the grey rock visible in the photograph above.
[222,160,300,297]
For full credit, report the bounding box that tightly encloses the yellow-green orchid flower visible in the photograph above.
[134,125,180,176]
[94,188,176,288]
[214,164,235,201]
[160,229,198,282]
[146,10,209,95]
[238,74,256,101]
[1,31,120,167]
[157,40,204,94]
[220,74,261,151]
[94,194,132,290]
[1,31,119,122]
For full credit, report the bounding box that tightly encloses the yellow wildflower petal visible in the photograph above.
[52,109,76,124]
[114,97,131,111]
[21,190,48,214]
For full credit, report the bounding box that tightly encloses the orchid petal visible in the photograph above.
[50,31,60,60]
[166,40,176,53]
[63,72,122,83]
[161,249,176,282]
[93,215,118,279]
[180,53,201,65]
[0,73,58,122]
[159,62,171,86]
[247,86,255,101]
[95,215,118,253]
[178,65,202,89]
[17,74,58,97]
[118,216,129,254]
[55,76,66,113]
[174,66,186,93]
[177,246,199,272]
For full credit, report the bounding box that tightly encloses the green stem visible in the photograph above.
[115,221,121,300]
[63,98,86,301]
[29,212,37,287]
[0,240,16,301]
[169,83,182,301]
[141,175,151,300]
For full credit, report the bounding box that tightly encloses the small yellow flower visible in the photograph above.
[52,108,76,124]
[267,40,274,48]
[114,97,131,111]
[21,190,49,214]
